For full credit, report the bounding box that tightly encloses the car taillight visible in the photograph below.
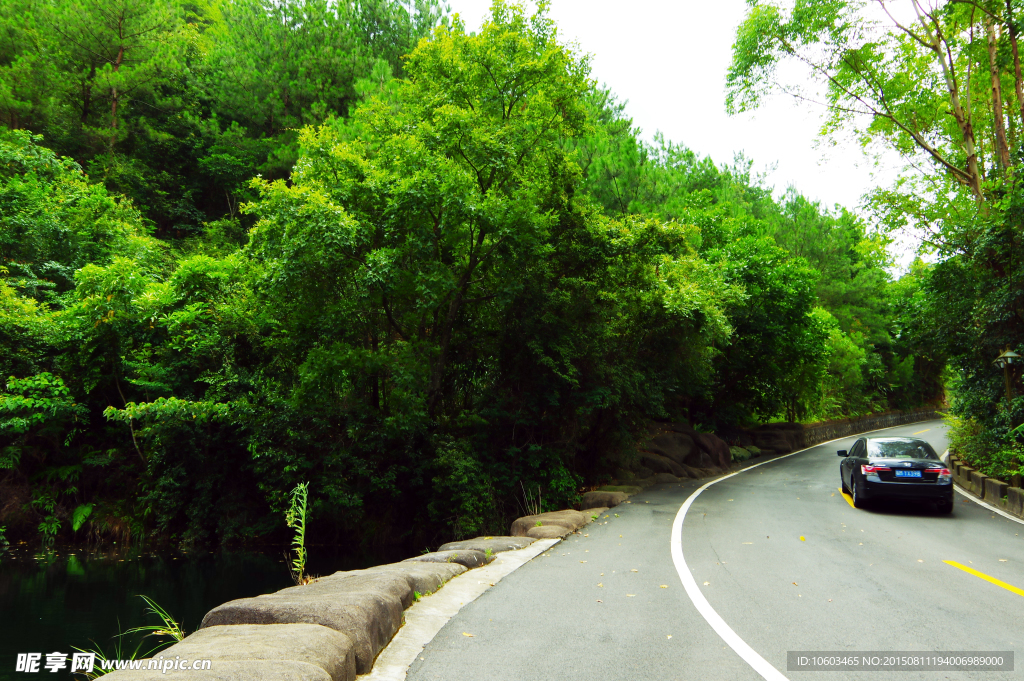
[862,464,891,474]
[928,467,952,481]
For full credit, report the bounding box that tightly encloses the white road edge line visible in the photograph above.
[952,485,1024,526]
[669,420,944,681]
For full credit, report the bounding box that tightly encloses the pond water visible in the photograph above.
[0,543,375,680]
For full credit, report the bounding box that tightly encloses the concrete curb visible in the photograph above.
[362,538,559,681]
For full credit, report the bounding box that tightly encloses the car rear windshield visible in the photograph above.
[867,440,939,459]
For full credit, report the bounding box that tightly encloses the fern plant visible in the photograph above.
[285,482,310,585]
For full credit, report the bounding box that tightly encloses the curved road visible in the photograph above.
[406,421,1021,680]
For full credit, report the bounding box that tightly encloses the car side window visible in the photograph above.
[851,440,864,458]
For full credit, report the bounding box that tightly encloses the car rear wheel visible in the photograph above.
[851,476,867,508]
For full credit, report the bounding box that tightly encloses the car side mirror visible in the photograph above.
[837,450,848,457]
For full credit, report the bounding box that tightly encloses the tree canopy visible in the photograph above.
[0,0,951,552]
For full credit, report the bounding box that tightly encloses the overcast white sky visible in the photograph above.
[448,0,901,218]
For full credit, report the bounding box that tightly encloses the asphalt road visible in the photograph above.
[406,421,1023,681]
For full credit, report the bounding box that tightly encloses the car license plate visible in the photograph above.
[895,470,922,478]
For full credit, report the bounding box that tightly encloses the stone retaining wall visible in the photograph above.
[800,408,943,448]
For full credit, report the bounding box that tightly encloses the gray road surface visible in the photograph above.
[406,421,1022,681]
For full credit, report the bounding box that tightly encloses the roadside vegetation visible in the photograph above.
[2,0,1013,555]
[728,0,1023,481]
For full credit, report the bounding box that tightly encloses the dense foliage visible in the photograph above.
[1,1,941,553]
[728,0,1023,478]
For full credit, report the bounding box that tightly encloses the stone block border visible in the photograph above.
[950,453,1024,521]
[104,536,555,680]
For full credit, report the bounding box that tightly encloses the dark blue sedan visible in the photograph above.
[839,437,954,513]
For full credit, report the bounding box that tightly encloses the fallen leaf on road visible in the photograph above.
[580,560,587,563]
[917,559,923,563]
[859,543,863,545]
[792,582,798,586]
[620,534,623,538]
[597,583,603,587]
[667,635,672,639]
[742,542,752,544]
[660,585,668,588]
[703,581,710,586]
[828,599,832,602]
[631,569,638,572]
[799,536,805,541]
[999,559,1008,562]
[627,594,635,597]
[462,632,474,637]
[596,599,602,603]
[728,499,733,501]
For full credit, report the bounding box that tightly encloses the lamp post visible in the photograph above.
[994,347,1021,402]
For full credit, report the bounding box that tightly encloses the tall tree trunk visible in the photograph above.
[918,8,985,200]
[109,46,124,152]
[425,263,477,418]
[987,16,1012,169]
[81,67,95,123]
[1007,0,1024,129]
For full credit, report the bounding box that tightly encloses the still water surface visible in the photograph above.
[0,544,371,680]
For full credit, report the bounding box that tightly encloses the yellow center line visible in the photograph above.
[838,487,855,508]
[944,561,1024,598]
[912,428,931,435]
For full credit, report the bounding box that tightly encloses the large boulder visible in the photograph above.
[336,562,466,605]
[199,584,402,674]
[134,624,356,681]
[639,451,687,478]
[680,463,701,479]
[301,571,412,608]
[751,423,805,453]
[634,465,655,479]
[644,431,697,467]
[403,549,491,568]
[581,490,628,509]
[510,509,587,537]
[652,472,680,483]
[694,432,731,469]
[438,536,535,554]
[527,524,570,539]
